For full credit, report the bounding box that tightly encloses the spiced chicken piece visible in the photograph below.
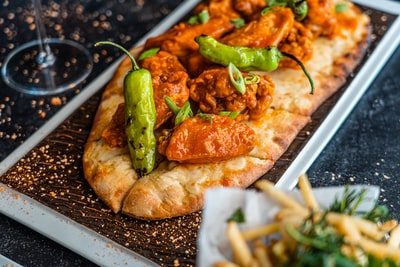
[144,18,235,60]
[190,68,274,121]
[101,103,126,148]
[158,115,256,164]
[194,0,240,19]
[278,21,314,68]
[141,51,190,129]
[233,0,268,20]
[304,0,338,37]
[196,0,266,21]
[221,7,294,48]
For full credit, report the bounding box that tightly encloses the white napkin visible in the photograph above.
[197,185,380,267]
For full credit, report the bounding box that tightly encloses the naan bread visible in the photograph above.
[83,1,371,219]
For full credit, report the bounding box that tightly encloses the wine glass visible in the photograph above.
[1,0,93,96]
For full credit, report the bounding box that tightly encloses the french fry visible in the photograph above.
[226,221,255,267]
[298,174,320,211]
[214,261,241,267]
[352,216,387,240]
[327,212,387,241]
[274,207,308,222]
[336,215,362,243]
[255,180,308,216]
[358,235,400,262]
[253,240,272,267]
[388,224,400,247]
[271,240,288,263]
[380,219,398,232]
[241,223,280,241]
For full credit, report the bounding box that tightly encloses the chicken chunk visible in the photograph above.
[304,0,338,37]
[101,103,126,148]
[144,17,235,60]
[158,115,256,164]
[194,0,240,19]
[141,51,190,129]
[233,0,268,20]
[278,21,314,68]
[189,67,274,121]
[221,7,294,48]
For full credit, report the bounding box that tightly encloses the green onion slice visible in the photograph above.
[188,10,210,25]
[164,96,180,115]
[244,73,260,84]
[218,111,240,119]
[197,111,214,124]
[198,10,210,24]
[335,2,348,12]
[228,62,246,94]
[165,96,193,125]
[230,18,245,28]
[175,101,193,125]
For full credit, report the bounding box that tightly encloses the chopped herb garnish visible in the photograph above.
[164,96,180,114]
[188,10,210,25]
[227,208,245,223]
[335,2,348,13]
[197,111,214,124]
[164,96,193,125]
[230,18,245,28]
[175,101,193,125]
[244,73,260,84]
[138,47,160,60]
[218,111,240,119]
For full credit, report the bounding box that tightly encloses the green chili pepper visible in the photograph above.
[95,41,157,176]
[195,35,314,94]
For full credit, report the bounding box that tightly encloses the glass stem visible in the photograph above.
[34,0,55,67]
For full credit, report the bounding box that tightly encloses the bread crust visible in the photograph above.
[122,156,273,219]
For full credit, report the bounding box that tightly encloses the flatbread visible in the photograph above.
[83,1,371,219]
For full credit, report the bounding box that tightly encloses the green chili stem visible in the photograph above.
[95,41,140,71]
[281,51,315,94]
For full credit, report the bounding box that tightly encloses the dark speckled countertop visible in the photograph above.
[0,0,400,266]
